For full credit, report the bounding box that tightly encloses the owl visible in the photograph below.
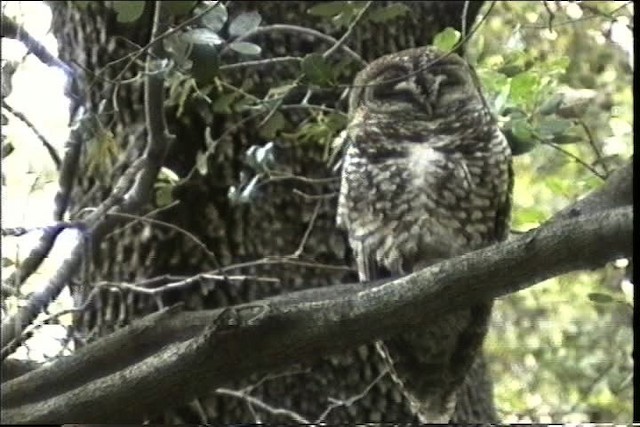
[336,46,513,422]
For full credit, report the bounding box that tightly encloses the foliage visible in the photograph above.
[462,2,633,422]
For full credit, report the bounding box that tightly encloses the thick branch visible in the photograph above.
[1,206,631,423]
[554,158,632,220]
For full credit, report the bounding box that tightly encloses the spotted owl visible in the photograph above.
[336,46,513,422]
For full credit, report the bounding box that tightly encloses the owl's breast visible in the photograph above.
[338,130,510,276]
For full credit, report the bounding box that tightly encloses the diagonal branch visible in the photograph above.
[0,203,631,423]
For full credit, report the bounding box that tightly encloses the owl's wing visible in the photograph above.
[494,159,514,242]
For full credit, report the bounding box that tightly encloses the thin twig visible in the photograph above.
[1,100,61,169]
[216,388,311,424]
[461,0,470,41]
[543,141,607,181]
[315,368,389,423]
[104,210,222,270]
[234,24,366,66]
[219,56,302,71]
[322,1,372,60]
[292,200,322,258]
[578,119,610,177]
[542,1,556,32]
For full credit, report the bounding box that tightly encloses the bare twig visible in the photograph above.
[100,210,221,270]
[1,100,61,169]
[578,119,610,177]
[520,2,631,29]
[292,200,322,258]
[542,1,556,32]
[219,56,302,72]
[542,141,607,180]
[322,2,372,60]
[216,388,311,423]
[461,0,470,41]
[234,24,366,66]
[315,368,389,423]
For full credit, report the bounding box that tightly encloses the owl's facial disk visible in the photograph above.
[351,50,480,118]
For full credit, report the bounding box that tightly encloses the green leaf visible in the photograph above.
[265,83,296,100]
[228,41,262,56]
[551,132,583,145]
[212,92,240,114]
[588,292,614,304]
[258,112,286,139]
[164,1,197,17]
[515,206,547,225]
[504,119,537,155]
[155,182,174,207]
[301,53,334,86]
[307,1,349,17]
[433,27,461,52]
[1,257,14,268]
[544,176,571,196]
[229,11,261,38]
[110,1,145,23]
[200,3,228,32]
[368,4,410,23]
[510,71,539,106]
[538,94,564,116]
[537,117,573,138]
[190,44,219,85]
[182,28,224,46]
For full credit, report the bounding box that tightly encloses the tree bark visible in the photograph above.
[45,0,497,422]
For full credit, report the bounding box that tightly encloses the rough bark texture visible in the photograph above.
[48,1,495,422]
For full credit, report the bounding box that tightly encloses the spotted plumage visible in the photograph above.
[336,46,513,422]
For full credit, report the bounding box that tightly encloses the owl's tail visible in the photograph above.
[376,302,493,422]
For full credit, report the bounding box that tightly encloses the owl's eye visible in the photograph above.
[435,68,468,89]
[369,79,422,105]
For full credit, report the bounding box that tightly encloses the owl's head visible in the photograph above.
[349,46,481,118]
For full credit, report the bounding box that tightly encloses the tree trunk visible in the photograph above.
[48,1,495,422]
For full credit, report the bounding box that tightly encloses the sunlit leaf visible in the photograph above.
[229,11,261,38]
[228,41,262,56]
[182,28,224,46]
[196,150,209,175]
[433,27,461,52]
